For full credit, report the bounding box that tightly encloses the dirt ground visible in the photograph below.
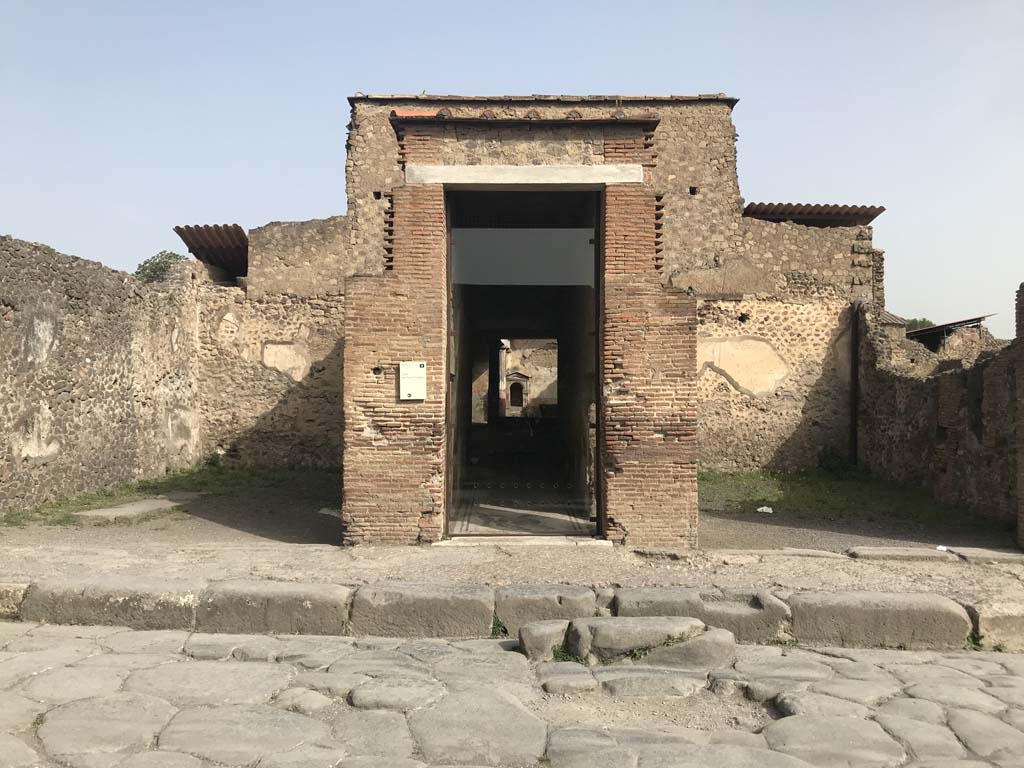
[1,470,1020,606]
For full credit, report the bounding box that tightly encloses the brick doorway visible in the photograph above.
[342,171,698,547]
[446,191,600,537]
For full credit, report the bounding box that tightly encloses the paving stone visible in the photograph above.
[947,708,1024,758]
[613,586,791,643]
[327,651,432,680]
[906,683,1006,714]
[775,691,871,718]
[989,685,1024,708]
[936,656,1007,676]
[73,652,180,670]
[0,691,45,733]
[876,698,947,724]
[950,547,1024,564]
[257,745,347,768]
[494,585,596,635]
[431,647,531,688]
[102,630,189,655]
[887,664,985,687]
[407,688,547,765]
[396,638,459,663]
[452,638,520,653]
[808,679,902,705]
[518,620,569,661]
[600,671,706,697]
[37,693,176,759]
[762,715,906,767]
[641,627,736,669]
[821,649,941,665]
[0,735,39,768]
[543,674,598,693]
[708,730,768,748]
[1004,708,1024,731]
[197,580,353,635]
[875,714,966,760]
[789,591,971,650]
[349,583,494,639]
[829,661,901,683]
[650,744,820,767]
[337,759,426,768]
[0,621,36,643]
[19,664,127,705]
[20,577,204,630]
[0,644,100,688]
[735,656,835,682]
[349,677,445,711]
[0,583,28,620]
[273,686,333,715]
[160,704,331,765]
[332,708,416,758]
[902,761,992,768]
[295,671,372,697]
[185,632,284,661]
[566,616,705,661]
[125,660,293,705]
[970,599,1024,652]
[116,754,205,768]
[276,636,356,669]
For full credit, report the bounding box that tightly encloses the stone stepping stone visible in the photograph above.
[160,704,330,765]
[566,616,705,661]
[125,660,293,706]
[37,692,176,760]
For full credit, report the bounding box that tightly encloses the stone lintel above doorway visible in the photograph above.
[404,164,644,187]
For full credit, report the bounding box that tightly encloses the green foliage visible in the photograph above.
[134,250,188,283]
[698,469,1009,531]
[491,615,509,638]
[905,317,935,331]
[551,643,586,665]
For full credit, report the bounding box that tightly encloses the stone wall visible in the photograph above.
[0,236,201,514]
[194,276,345,467]
[859,303,1020,521]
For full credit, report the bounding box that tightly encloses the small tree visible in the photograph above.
[134,250,188,283]
[905,317,935,331]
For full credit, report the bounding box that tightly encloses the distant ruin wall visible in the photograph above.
[0,236,201,514]
[859,306,1019,520]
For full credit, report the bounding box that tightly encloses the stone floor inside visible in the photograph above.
[3,620,1024,767]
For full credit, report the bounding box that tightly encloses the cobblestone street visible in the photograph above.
[3,620,1024,767]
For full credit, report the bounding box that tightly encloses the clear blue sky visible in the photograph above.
[3,1,1021,337]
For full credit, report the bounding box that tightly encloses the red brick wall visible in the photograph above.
[341,184,448,544]
[601,185,700,547]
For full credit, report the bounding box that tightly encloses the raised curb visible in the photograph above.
[197,579,353,635]
[0,575,1004,649]
[788,590,972,650]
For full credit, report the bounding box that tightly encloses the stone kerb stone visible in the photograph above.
[348,583,494,639]
[614,587,791,642]
[788,591,972,649]
[494,585,596,636]
[20,577,205,630]
[196,580,354,635]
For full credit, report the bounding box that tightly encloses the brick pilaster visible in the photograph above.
[600,184,699,548]
[341,184,448,544]
[1017,284,1024,546]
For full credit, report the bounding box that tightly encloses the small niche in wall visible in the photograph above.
[689,186,699,196]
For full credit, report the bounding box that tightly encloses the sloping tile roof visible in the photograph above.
[173,224,248,277]
[743,202,885,227]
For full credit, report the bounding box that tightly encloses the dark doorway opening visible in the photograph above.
[447,191,599,536]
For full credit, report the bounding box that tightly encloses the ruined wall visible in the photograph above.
[859,305,1020,520]
[1018,284,1024,545]
[247,216,359,299]
[194,276,345,467]
[0,236,201,514]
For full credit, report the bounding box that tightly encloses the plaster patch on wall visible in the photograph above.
[698,337,789,396]
[15,401,60,462]
[262,342,311,382]
[22,315,56,365]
